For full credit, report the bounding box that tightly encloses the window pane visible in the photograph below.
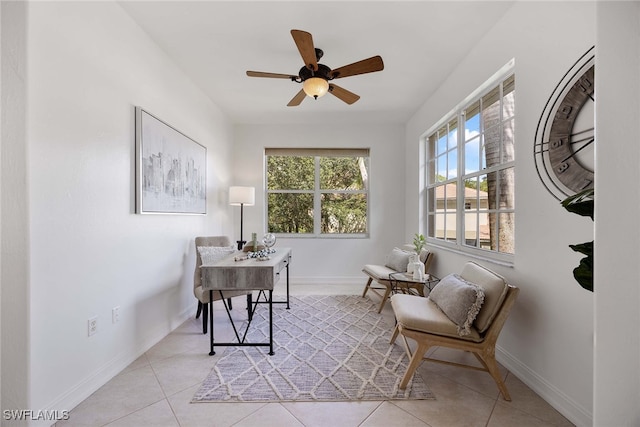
[435,213,445,239]
[498,167,515,209]
[448,148,458,179]
[498,212,515,254]
[447,119,458,150]
[502,75,515,119]
[267,156,314,190]
[465,101,481,139]
[320,193,367,234]
[267,193,313,233]
[320,157,368,190]
[445,213,457,242]
[426,187,435,214]
[482,87,501,131]
[436,155,447,182]
[502,118,515,163]
[444,183,457,213]
[437,130,447,155]
[465,212,479,247]
[484,125,501,170]
[427,213,436,238]
[465,136,481,174]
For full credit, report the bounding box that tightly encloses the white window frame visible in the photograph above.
[423,60,515,265]
[264,148,370,238]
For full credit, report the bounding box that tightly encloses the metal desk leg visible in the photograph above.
[269,290,274,355]
[208,290,215,356]
[286,263,290,309]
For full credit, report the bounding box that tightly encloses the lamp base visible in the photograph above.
[236,240,246,250]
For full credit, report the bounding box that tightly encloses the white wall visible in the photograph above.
[25,1,235,416]
[405,2,596,426]
[233,123,405,284]
[594,2,640,425]
[1,0,29,418]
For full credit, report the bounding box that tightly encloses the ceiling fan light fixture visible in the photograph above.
[302,77,329,99]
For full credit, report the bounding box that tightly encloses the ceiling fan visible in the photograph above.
[246,29,384,107]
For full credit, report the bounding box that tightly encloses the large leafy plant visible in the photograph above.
[561,188,594,292]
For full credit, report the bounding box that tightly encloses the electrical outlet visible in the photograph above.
[112,306,120,324]
[88,316,97,336]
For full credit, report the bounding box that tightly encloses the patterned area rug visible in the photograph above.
[192,295,434,402]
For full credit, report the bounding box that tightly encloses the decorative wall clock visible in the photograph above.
[534,46,595,201]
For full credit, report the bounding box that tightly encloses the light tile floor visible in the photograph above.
[56,284,574,427]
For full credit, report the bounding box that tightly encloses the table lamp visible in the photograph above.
[229,186,255,250]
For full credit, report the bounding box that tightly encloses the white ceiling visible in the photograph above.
[119,1,515,125]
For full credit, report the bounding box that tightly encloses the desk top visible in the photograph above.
[200,247,291,291]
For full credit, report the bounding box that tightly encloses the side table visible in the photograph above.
[388,271,440,297]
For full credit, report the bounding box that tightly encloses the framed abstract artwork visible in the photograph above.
[135,107,206,214]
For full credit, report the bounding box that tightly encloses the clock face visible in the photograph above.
[534,47,595,201]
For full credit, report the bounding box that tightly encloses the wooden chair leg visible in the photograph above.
[201,303,208,335]
[390,324,400,344]
[377,283,392,313]
[362,277,373,298]
[399,340,430,389]
[475,351,512,401]
[195,301,202,319]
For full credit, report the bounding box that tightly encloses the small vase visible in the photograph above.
[412,261,425,280]
[407,253,418,273]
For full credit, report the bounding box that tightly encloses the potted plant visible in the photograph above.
[413,233,426,254]
[561,188,594,292]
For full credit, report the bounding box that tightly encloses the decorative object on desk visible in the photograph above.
[192,295,434,403]
[242,232,265,252]
[246,248,276,259]
[262,232,276,249]
[135,107,206,214]
[229,186,255,250]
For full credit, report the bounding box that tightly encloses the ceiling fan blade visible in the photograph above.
[246,71,297,80]
[291,29,318,71]
[328,84,360,105]
[287,89,307,107]
[330,56,384,79]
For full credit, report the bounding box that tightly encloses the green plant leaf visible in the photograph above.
[569,241,593,256]
[573,256,594,292]
[561,188,594,220]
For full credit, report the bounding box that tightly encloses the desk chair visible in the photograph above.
[194,236,252,334]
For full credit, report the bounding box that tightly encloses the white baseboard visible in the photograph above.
[497,345,592,427]
[35,306,194,427]
[289,276,364,286]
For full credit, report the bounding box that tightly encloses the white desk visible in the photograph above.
[200,247,291,355]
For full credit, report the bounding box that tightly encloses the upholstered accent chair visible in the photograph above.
[194,236,252,334]
[390,261,519,400]
[362,248,434,313]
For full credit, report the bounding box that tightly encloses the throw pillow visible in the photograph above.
[429,274,485,336]
[197,245,235,266]
[384,247,412,272]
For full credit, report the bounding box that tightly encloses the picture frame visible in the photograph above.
[135,107,206,214]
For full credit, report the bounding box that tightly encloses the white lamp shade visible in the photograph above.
[229,186,255,206]
[302,77,329,98]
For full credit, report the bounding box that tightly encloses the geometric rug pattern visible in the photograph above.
[192,295,434,402]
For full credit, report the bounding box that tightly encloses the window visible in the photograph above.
[425,71,515,261]
[265,148,369,236]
